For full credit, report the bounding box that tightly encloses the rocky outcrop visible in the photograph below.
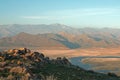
[0,48,71,80]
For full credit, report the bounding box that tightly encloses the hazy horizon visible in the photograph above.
[0,0,120,28]
[1,23,120,29]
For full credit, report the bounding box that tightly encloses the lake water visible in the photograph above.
[70,56,120,75]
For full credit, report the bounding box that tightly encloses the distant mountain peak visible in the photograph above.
[16,32,31,36]
[49,23,70,28]
[50,23,65,26]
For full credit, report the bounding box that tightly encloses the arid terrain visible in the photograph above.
[0,48,119,80]
[1,0,120,79]
[37,47,120,76]
[35,47,120,58]
[0,24,120,78]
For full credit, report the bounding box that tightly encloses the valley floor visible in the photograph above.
[35,47,120,58]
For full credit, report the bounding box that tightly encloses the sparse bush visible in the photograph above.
[107,72,118,77]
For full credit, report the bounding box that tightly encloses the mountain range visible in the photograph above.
[0,24,76,37]
[0,24,120,49]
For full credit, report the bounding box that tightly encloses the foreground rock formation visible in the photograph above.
[0,48,71,80]
[0,48,120,80]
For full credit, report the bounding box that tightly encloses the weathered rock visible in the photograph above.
[10,66,27,74]
[0,62,7,67]
[7,74,14,80]
[0,48,72,80]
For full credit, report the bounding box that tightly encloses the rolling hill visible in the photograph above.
[0,32,67,49]
[0,24,120,49]
[0,24,77,38]
[0,31,120,49]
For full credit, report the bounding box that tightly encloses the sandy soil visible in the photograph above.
[32,47,120,58]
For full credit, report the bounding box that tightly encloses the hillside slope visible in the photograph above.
[0,32,68,49]
[0,32,120,49]
[0,24,76,37]
[58,32,120,48]
[0,24,120,49]
[0,48,119,80]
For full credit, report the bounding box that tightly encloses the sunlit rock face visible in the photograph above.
[0,48,71,80]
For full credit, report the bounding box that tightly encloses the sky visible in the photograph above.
[0,0,120,28]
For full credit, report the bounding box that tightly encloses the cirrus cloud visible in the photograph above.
[21,8,120,20]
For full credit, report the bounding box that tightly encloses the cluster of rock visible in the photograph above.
[0,48,71,80]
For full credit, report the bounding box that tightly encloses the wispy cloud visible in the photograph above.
[21,8,120,20]
[21,16,70,20]
[49,8,120,16]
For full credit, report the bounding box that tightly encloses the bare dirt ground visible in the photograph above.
[33,47,120,58]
